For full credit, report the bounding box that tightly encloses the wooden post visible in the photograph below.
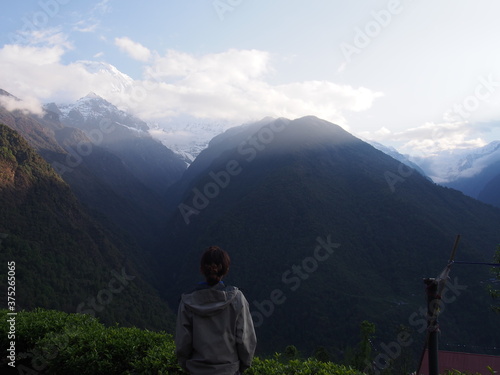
[416,235,461,375]
[424,278,440,375]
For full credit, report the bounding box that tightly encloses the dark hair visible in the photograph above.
[200,246,231,286]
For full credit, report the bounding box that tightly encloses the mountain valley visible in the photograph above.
[1,89,499,364]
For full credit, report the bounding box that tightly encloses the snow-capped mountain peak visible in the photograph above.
[56,93,149,132]
[440,141,500,181]
[84,91,102,100]
[76,60,135,97]
[78,61,134,83]
[387,141,494,184]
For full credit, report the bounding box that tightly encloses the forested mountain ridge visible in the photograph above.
[0,123,176,331]
[0,88,187,289]
[161,116,500,358]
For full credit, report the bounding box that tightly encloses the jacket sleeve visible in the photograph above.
[235,292,257,372]
[175,299,193,372]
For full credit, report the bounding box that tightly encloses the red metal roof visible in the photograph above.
[418,350,500,375]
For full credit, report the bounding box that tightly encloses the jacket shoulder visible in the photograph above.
[224,284,239,292]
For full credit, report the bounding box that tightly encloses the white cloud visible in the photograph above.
[361,120,488,156]
[146,49,271,82]
[114,37,152,62]
[73,20,99,33]
[72,0,112,33]
[132,49,382,126]
[0,29,73,100]
[0,94,44,116]
[0,43,65,65]
[93,0,112,15]
[0,42,86,101]
[15,27,73,50]
[0,42,381,128]
[0,41,134,104]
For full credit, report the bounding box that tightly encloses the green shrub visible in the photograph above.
[0,308,98,355]
[0,309,183,374]
[245,355,364,375]
[131,338,181,374]
[0,145,16,163]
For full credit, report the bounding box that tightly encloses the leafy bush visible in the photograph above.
[0,308,98,356]
[245,355,364,375]
[0,309,183,374]
[0,145,16,163]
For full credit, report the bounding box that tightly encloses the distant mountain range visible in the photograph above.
[9,77,498,210]
[1,88,499,364]
[410,142,500,208]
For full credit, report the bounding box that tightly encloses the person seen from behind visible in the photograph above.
[175,246,257,375]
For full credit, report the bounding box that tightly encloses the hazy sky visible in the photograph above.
[1,0,500,155]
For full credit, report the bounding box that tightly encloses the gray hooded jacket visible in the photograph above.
[175,283,257,375]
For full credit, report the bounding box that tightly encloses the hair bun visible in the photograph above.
[206,263,221,275]
[200,246,231,286]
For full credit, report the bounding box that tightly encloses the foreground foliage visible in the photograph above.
[246,355,363,375]
[0,309,181,374]
[0,309,488,374]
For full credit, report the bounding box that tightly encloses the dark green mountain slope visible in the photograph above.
[445,157,500,208]
[0,89,186,287]
[162,116,500,357]
[0,124,175,331]
[0,104,163,283]
[478,170,500,208]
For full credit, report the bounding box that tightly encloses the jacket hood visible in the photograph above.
[181,283,240,317]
